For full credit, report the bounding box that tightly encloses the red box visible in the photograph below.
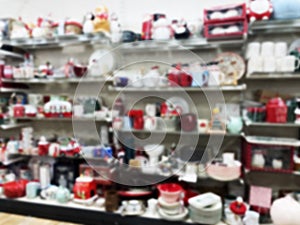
[204,19,248,40]
[204,3,247,24]
[13,105,25,118]
[243,136,297,173]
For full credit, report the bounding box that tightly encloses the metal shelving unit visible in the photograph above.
[108,84,247,92]
[16,117,111,122]
[246,72,300,79]
[245,121,300,128]
[0,123,30,130]
[249,18,300,35]
[117,129,241,137]
[119,38,245,52]
[1,76,113,84]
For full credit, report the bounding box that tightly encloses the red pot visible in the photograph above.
[73,177,97,200]
[3,179,28,198]
[266,97,287,123]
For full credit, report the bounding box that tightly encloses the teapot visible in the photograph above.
[56,186,71,203]
[227,117,243,134]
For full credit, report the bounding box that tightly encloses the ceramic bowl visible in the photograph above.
[206,161,241,181]
[73,65,88,77]
[158,197,181,210]
[157,183,183,203]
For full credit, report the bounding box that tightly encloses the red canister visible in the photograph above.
[266,97,287,123]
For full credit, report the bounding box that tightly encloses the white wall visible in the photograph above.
[0,0,245,32]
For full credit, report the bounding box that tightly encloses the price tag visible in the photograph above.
[249,185,272,208]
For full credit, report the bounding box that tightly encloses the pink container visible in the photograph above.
[157,183,183,203]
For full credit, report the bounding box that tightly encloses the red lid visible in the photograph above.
[157,183,183,193]
[230,201,247,215]
[65,21,83,29]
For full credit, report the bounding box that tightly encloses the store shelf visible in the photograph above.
[0,123,30,130]
[245,121,300,128]
[119,38,245,52]
[108,84,247,92]
[249,18,300,35]
[0,87,28,93]
[246,72,300,79]
[245,170,300,191]
[1,156,26,166]
[2,76,113,84]
[117,129,241,137]
[16,117,111,122]
[5,32,110,49]
[0,197,198,225]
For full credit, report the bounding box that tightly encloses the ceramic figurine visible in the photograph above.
[174,19,190,40]
[64,19,82,35]
[110,13,122,43]
[83,13,95,34]
[152,17,172,40]
[208,107,226,134]
[252,151,265,168]
[10,19,30,39]
[247,0,273,22]
[93,5,110,34]
[31,17,54,38]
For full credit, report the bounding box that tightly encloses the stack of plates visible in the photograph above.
[188,193,222,224]
[157,197,188,221]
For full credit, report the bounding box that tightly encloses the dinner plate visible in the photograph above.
[166,97,189,114]
[214,52,245,85]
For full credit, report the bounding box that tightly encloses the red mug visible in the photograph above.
[179,73,193,87]
[181,113,197,131]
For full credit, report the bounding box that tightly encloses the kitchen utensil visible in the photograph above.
[73,64,87,77]
[276,55,300,72]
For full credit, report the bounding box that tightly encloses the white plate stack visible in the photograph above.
[188,192,223,224]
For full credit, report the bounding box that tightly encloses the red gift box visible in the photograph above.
[204,3,247,24]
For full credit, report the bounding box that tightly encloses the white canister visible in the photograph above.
[261,42,275,57]
[263,57,276,72]
[274,42,287,57]
[246,42,261,59]
[40,164,51,189]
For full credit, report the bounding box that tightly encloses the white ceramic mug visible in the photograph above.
[145,104,157,117]
[144,116,157,131]
[208,70,224,86]
[222,152,235,166]
[147,198,158,214]
[274,42,288,57]
[246,42,261,59]
[261,42,275,57]
[263,57,276,72]
[276,55,300,72]
[247,57,264,74]
[126,200,142,213]
[198,119,209,133]
[272,159,283,169]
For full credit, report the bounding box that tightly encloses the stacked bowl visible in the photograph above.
[188,192,222,224]
[157,183,188,221]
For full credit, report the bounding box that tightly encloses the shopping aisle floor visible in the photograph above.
[0,213,81,225]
